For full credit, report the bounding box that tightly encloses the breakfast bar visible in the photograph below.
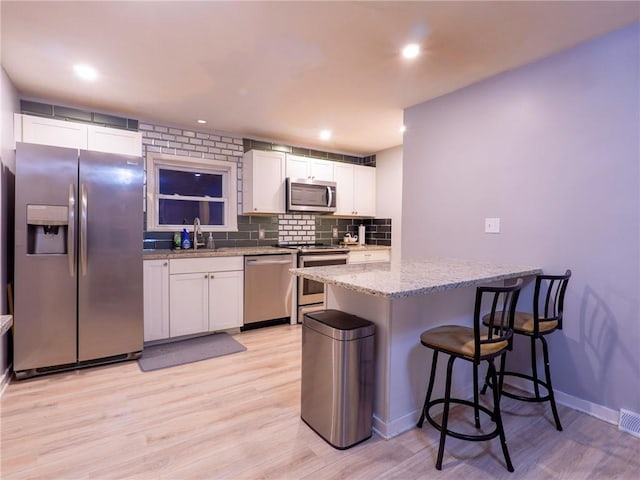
[291,258,541,439]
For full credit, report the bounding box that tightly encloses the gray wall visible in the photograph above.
[402,23,639,413]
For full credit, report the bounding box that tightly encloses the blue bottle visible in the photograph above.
[181,228,191,249]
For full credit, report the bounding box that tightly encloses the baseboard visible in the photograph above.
[373,410,419,440]
[373,384,475,439]
[0,364,12,397]
[504,376,619,425]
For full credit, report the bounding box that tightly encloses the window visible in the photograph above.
[146,153,238,232]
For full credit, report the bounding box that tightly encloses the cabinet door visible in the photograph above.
[209,270,244,331]
[334,163,355,215]
[353,165,376,217]
[169,273,209,337]
[310,159,334,181]
[286,155,310,180]
[143,260,170,341]
[87,125,142,156]
[243,150,285,214]
[21,114,88,149]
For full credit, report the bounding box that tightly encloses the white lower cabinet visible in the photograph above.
[169,273,210,337]
[347,249,390,264]
[208,270,244,331]
[143,259,170,342]
[165,256,244,339]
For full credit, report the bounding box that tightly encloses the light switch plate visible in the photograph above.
[258,227,265,240]
[332,227,338,238]
[485,218,500,234]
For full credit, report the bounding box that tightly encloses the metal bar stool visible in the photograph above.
[481,270,571,431]
[417,279,522,472]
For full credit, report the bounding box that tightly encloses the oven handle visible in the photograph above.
[300,254,349,263]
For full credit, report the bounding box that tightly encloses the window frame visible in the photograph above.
[146,152,238,232]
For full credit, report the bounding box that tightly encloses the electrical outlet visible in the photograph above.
[332,227,338,238]
[485,218,500,234]
[258,227,265,240]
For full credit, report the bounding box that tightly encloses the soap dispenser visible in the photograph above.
[206,232,215,249]
[181,228,191,249]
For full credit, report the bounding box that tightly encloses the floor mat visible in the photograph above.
[138,332,246,372]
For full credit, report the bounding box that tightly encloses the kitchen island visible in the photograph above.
[291,258,541,439]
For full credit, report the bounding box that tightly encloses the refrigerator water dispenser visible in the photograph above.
[26,204,68,254]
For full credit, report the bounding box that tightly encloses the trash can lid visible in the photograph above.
[303,309,375,341]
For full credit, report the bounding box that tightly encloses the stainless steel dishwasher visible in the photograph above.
[244,254,294,326]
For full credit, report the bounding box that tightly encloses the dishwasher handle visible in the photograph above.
[246,258,292,266]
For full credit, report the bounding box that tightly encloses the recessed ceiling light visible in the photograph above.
[400,125,407,133]
[402,43,420,59]
[319,130,332,141]
[196,119,207,124]
[73,64,98,81]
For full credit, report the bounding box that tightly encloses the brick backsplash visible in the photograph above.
[278,214,316,244]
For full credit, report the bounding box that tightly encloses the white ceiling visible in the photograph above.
[2,1,638,155]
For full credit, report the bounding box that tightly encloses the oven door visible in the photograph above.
[298,253,348,305]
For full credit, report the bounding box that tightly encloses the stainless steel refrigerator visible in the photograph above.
[14,142,144,379]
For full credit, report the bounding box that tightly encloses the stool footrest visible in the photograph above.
[489,371,553,403]
[424,398,500,442]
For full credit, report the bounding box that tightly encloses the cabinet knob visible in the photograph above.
[163,262,168,266]
[204,274,208,278]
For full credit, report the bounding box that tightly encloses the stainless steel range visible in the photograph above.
[281,244,349,321]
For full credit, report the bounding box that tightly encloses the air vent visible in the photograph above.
[619,409,640,438]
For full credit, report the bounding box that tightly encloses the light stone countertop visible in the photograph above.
[143,246,294,260]
[290,257,541,299]
[143,244,390,260]
[0,315,13,336]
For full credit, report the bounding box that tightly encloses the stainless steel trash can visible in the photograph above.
[301,309,375,449]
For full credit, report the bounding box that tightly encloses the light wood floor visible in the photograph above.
[1,324,638,479]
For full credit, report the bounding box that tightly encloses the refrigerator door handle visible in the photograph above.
[80,183,88,276]
[68,184,76,277]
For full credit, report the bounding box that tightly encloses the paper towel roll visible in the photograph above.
[358,224,365,246]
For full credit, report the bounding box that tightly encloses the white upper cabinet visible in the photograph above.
[15,114,141,156]
[87,125,142,156]
[18,114,88,150]
[333,163,376,217]
[353,165,376,217]
[285,154,334,181]
[243,149,286,214]
[334,162,355,216]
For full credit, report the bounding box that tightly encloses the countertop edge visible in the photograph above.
[144,244,391,260]
[291,264,542,298]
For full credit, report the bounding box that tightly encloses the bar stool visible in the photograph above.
[417,279,522,472]
[481,270,571,431]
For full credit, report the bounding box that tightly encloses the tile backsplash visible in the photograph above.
[144,214,391,249]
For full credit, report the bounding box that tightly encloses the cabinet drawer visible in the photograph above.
[348,249,390,264]
[170,256,243,274]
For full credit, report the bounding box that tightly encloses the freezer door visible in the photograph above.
[14,143,78,371]
[77,150,144,361]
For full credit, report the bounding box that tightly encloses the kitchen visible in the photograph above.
[1,2,639,478]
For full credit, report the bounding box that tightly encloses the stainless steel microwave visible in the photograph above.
[286,178,337,213]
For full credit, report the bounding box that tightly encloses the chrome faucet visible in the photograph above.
[193,217,204,250]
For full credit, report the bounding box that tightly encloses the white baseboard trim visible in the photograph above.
[373,384,475,439]
[0,364,12,397]
[373,410,419,440]
[504,376,619,425]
